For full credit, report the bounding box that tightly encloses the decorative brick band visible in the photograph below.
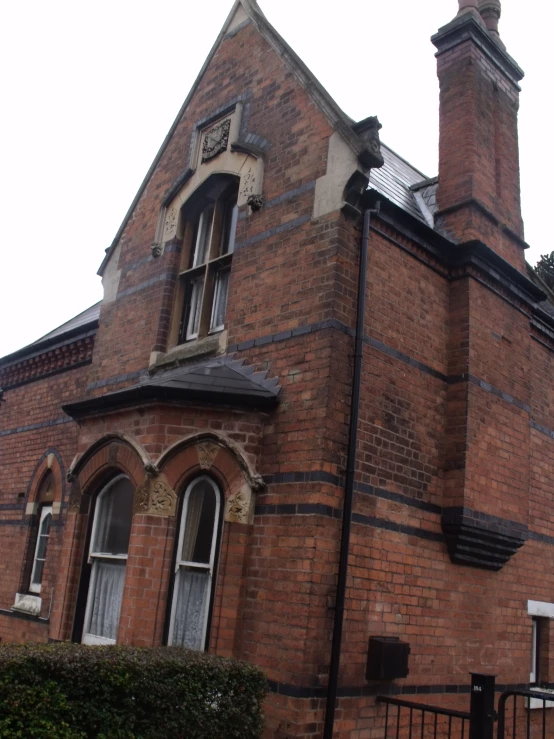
[234,213,311,251]
[0,417,73,439]
[268,679,539,700]
[0,336,95,390]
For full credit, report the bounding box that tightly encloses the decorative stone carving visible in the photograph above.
[239,165,257,200]
[197,442,220,470]
[150,479,176,515]
[247,194,264,212]
[164,206,178,239]
[133,484,150,515]
[224,484,252,525]
[354,116,385,170]
[151,242,163,258]
[202,119,231,162]
[134,475,177,517]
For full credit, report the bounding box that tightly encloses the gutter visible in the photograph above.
[323,203,378,738]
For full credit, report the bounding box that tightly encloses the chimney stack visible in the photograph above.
[433,0,526,271]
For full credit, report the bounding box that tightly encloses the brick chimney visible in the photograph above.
[432,0,526,271]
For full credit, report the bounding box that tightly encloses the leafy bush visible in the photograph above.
[0,643,267,739]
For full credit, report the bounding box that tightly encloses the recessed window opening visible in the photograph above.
[82,475,134,646]
[176,178,239,345]
[29,505,52,594]
[168,476,221,650]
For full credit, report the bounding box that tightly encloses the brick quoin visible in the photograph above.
[1,1,553,737]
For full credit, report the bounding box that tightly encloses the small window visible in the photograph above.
[175,179,238,345]
[531,618,539,684]
[82,475,134,645]
[168,476,221,650]
[29,505,52,594]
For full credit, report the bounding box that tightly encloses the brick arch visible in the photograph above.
[25,448,65,508]
[68,434,151,496]
[157,432,264,499]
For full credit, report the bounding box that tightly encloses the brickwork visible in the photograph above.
[2,3,554,739]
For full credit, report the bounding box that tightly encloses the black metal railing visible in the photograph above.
[377,696,471,739]
[497,689,553,739]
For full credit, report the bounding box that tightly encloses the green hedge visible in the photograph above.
[0,643,267,739]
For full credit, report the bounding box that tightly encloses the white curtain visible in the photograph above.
[171,570,210,650]
[88,560,126,640]
[182,488,204,562]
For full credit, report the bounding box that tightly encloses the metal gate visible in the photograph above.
[377,675,553,738]
[497,689,553,739]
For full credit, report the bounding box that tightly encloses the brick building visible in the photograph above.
[1,0,553,736]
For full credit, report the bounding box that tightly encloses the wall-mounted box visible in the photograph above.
[366,636,410,681]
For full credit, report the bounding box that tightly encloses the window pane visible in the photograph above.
[171,568,211,649]
[31,559,45,587]
[185,277,203,340]
[92,478,134,556]
[209,270,230,332]
[181,479,217,565]
[221,199,238,255]
[192,204,214,267]
[35,532,49,560]
[87,560,126,641]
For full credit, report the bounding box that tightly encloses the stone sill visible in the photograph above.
[149,331,227,373]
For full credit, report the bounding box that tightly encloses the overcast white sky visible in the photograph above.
[0,0,551,358]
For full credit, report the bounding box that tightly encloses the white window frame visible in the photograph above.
[29,505,53,594]
[168,476,221,650]
[82,475,132,646]
[527,600,554,708]
[209,268,231,334]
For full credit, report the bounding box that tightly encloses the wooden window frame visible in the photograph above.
[175,179,238,346]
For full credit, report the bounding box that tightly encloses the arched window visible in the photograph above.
[29,506,52,593]
[168,476,222,650]
[28,470,55,594]
[82,475,134,645]
[175,178,238,344]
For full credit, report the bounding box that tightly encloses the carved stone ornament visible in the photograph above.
[151,242,163,258]
[239,165,257,200]
[202,119,231,162]
[197,442,220,470]
[247,194,265,212]
[224,484,252,525]
[164,206,178,239]
[134,475,177,517]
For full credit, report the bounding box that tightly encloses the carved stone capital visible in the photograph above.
[134,474,177,517]
[224,483,253,525]
[151,242,163,258]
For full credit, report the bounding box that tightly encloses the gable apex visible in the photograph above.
[98,0,380,278]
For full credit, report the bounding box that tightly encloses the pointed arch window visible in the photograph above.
[82,475,134,645]
[168,476,221,650]
[175,178,238,344]
[29,505,52,594]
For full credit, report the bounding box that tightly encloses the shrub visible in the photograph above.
[0,643,267,739]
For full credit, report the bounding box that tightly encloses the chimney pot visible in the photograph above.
[478,0,502,40]
[458,0,479,13]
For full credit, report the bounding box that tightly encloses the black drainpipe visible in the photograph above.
[323,203,378,739]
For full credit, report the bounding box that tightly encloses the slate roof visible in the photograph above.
[62,357,280,418]
[369,145,438,227]
[30,303,101,346]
